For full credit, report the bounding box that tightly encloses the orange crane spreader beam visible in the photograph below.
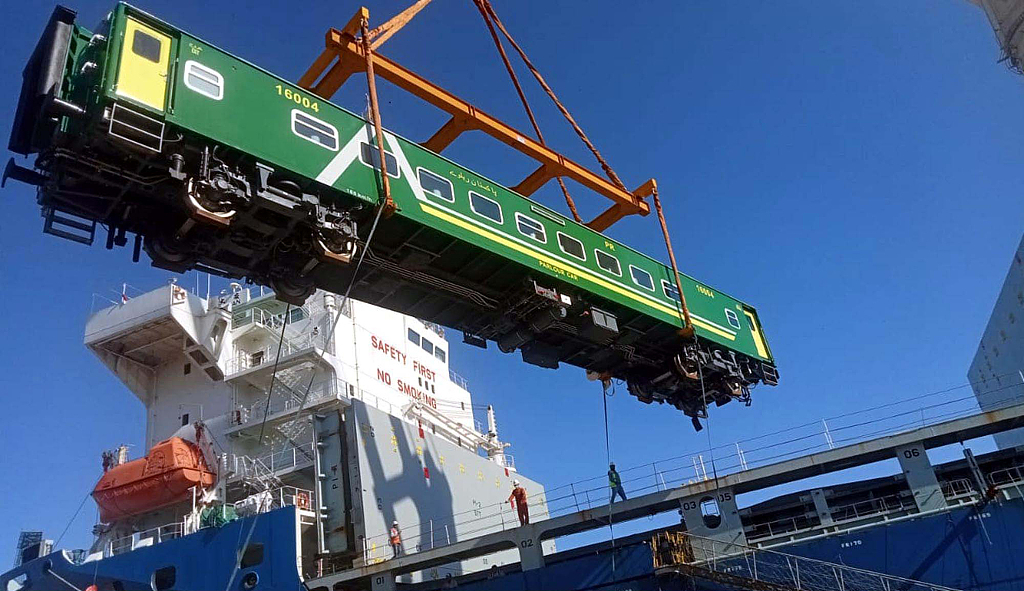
[297,9,653,231]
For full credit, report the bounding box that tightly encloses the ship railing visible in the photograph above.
[226,329,330,376]
[988,464,1024,488]
[941,477,978,500]
[108,522,184,557]
[741,492,915,542]
[234,485,314,517]
[228,379,350,426]
[232,442,316,479]
[419,319,446,339]
[448,369,470,391]
[354,496,553,567]
[653,530,959,591]
[827,493,914,523]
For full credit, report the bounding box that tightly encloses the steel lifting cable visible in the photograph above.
[477,0,696,336]
[227,61,396,586]
[360,17,396,216]
[472,0,583,224]
[257,303,292,445]
[601,379,617,572]
[479,0,628,193]
[225,178,391,591]
[649,182,694,337]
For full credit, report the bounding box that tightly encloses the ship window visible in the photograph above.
[6,573,28,591]
[184,362,191,375]
[595,250,621,276]
[557,232,585,261]
[699,496,722,529]
[183,61,223,100]
[629,266,654,291]
[662,280,681,303]
[469,192,503,224]
[152,566,176,591]
[181,413,189,427]
[417,168,454,202]
[422,338,434,355]
[132,30,161,63]
[359,142,399,177]
[435,347,446,363]
[292,110,339,151]
[725,309,741,329]
[408,328,420,346]
[289,307,305,323]
[240,543,264,568]
[515,213,546,243]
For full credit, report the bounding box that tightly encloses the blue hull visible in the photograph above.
[450,499,1024,591]
[2,507,304,591]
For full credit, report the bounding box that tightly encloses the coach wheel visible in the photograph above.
[270,275,315,305]
[145,235,196,270]
[185,178,236,225]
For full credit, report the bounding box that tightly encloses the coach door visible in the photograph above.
[116,17,172,112]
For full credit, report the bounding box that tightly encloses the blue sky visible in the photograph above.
[2,0,1023,553]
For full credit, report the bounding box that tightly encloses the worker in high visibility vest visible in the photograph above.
[390,520,402,558]
[609,463,627,502]
[508,480,529,525]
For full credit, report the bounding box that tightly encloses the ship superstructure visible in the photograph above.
[78,280,548,582]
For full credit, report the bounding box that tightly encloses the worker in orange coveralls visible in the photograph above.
[389,520,402,558]
[508,480,529,525]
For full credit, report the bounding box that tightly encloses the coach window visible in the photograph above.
[595,250,621,276]
[469,192,503,224]
[292,110,339,151]
[515,213,546,243]
[183,61,223,100]
[359,142,399,177]
[630,266,654,291]
[663,280,681,303]
[557,233,585,261]
[725,309,741,330]
[417,168,454,202]
[132,29,161,63]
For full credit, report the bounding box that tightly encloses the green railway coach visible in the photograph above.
[6,3,778,424]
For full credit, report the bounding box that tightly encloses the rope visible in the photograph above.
[257,303,292,445]
[54,490,93,547]
[360,17,396,216]
[223,171,390,591]
[225,45,396,585]
[650,182,693,336]
[601,379,616,571]
[472,0,583,223]
[45,568,84,591]
[479,0,629,193]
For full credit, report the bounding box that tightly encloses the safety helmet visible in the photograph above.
[513,480,520,487]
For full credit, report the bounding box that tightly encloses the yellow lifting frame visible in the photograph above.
[297,8,654,232]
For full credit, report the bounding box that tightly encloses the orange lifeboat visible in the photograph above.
[92,437,215,522]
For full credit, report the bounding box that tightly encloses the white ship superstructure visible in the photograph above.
[82,280,548,581]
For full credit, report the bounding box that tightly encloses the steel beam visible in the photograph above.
[297,22,651,223]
